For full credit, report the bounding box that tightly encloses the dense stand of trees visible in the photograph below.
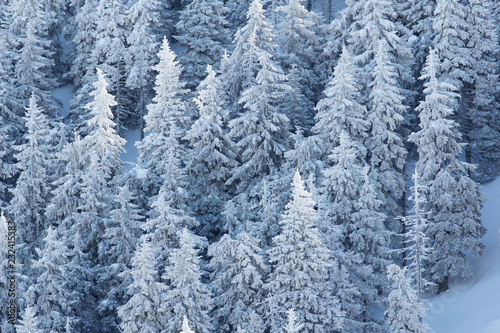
[0,0,498,332]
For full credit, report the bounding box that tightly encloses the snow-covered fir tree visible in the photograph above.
[320,132,376,330]
[74,68,125,263]
[313,46,368,161]
[228,51,291,193]
[162,228,213,333]
[350,171,392,297]
[139,45,197,268]
[100,184,143,268]
[181,317,196,333]
[29,226,72,333]
[275,0,320,124]
[184,65,238,237]
[465,0,500,182]
[97,184,144,332]
[175,0,228,88]
[266,170,343,332]
[60,68,125,332]
[385,264,432,333]
[125,0,161,133]
[81,67,126,177]
[400,169,433,299]
[8,94,51,276]
[224,0,277,103]
[432,0,471,90]
[409,48,485,292]
[45,132,86,232]
[284,309,303,333]
[16,306,41,333]
[11,19,57,115]
[367,38,407,200]
[117,237,166,333]
[90,0,129,128]
[209,232,268,332]
[347,0,413,95]
[137,37,190,186]
[69,0,98,88]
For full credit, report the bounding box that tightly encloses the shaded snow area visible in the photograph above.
[122,126,141,171]
[51,85,74,120]
[427,177,500,332]
[310,0,346,18]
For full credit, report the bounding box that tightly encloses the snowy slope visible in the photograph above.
[427,177,500,332]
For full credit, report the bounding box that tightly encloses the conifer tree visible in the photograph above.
[465,0,500,182]
[409,49,485,292]
[181,317,196,333]
[275,0,320,109]
[284,309,303,333]
[184,65,238,236]
[73,68,125,264]
[350,172,392,295]
[29,227,72,333]
[313,46,368,161]
[162,228,213,333]
[367,39,407,205]
[433,0,471,90]
[400,170,432,299]
[100,184,143,267]
[91,0,129,128]
[125,0,161,133]
[320,132,375,330]
[266,170,343,333]
[12,20,57,115]
[385,264,432,333]
[175,0,228,88]
[137,37,190,185]
[228,52,291,192]
[8,95,51,276]
[45,133,86,232]
[16,307,41,333]
[97,184,144,331]
[117,237,166,333]
[70,0,98,88]
[348,0,413,90]
[140,55,197,274]
[224,0,276,102]
[62,69,125,332]
[284,128,321,177]
[209,232,268,332]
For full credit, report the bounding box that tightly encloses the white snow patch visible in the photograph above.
[133,166,148,180]
[122,126,141,171]
[427,176,500,332]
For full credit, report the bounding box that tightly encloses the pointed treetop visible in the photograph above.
[155,37,181,76]
[284,309,304,333]
[16,306,41,333]
[88,67,118,114]
[181,316,196,333]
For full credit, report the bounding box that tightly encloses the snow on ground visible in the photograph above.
[427,177,500,332]
[52,85,74,120]
[122,126,142,172]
